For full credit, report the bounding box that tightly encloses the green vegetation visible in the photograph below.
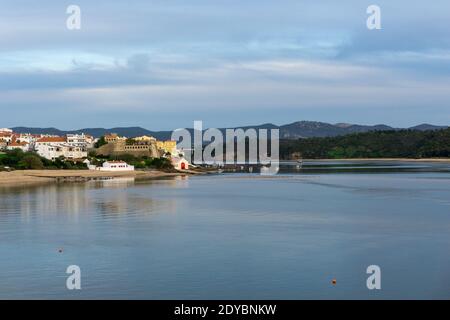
[93,153,174,170]
[18,154,45,170]
[280,129,450,159]
[94,136,107,148]
[0,149,87,170]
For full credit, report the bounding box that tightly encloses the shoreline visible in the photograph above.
[301,158,450,163]
[1,158,449,187]
[0,169,193,188]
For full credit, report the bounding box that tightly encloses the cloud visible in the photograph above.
[127,53,151,72]
[0,0,450,128]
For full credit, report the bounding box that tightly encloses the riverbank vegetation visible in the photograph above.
[280,128,450,159]
[0,150,87,170]
[90,153,174,170]
[0,149,174,171]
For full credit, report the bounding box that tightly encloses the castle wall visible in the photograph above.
[96,140,161,158]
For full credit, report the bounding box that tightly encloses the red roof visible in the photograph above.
[37,137,66,143]
[9,141,28,147]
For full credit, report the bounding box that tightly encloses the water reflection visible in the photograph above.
[91,177,136,189]
[0,177,182,221]
[0,162,449,299]
[280,160,450,174]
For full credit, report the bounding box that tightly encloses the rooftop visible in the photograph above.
[36,137,67,143]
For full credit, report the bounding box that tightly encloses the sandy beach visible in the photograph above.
[0,169,188,188]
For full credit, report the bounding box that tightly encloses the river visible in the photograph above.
[0,161,449,299]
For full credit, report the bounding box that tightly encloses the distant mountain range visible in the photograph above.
[10,126,173,140]
[10,121,448,140]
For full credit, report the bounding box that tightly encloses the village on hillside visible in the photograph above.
[0,128,190,171]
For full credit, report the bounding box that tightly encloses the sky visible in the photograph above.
[0,0,449,130]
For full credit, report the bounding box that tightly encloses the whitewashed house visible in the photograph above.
[4,135,31,152]
[35,137,87,160]
[83,159,97,170]
[36,144,87,160]
[15,133,37,144]
[100,161,134,171]
[84,160,134,172]
[171,157,189,170]
[0,132,13,144]
[14,133,40,150]
[6,140,30,152]
[66,133,94,148]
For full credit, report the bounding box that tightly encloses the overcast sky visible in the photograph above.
[1,0,449,130]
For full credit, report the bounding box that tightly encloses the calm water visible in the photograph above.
[0,161,449,299]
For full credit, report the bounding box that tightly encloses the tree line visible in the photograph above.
[0,149,173,171]
[0,149,87,170]
[280,128,450,159]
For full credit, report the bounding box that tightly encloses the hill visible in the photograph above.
[280,128,450,159]
[11,121,448,139]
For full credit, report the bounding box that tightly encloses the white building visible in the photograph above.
[66,133,94,148]
[35,137,87,160]
[86,160,134,171]
[0,128,13,133]
[6,140,30,152]
[35,136,67,147]
[171,157,189,170]
[0,133,39,151]
[14,133,40,150]
[101,161,134,171]
[0,132,13,144]
[36,144,87,160]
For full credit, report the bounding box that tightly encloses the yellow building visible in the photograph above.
[104,133,126,143]
[134,135,156,142]
[156,140,177,155]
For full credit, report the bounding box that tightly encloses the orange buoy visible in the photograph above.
[332,279,337,285]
